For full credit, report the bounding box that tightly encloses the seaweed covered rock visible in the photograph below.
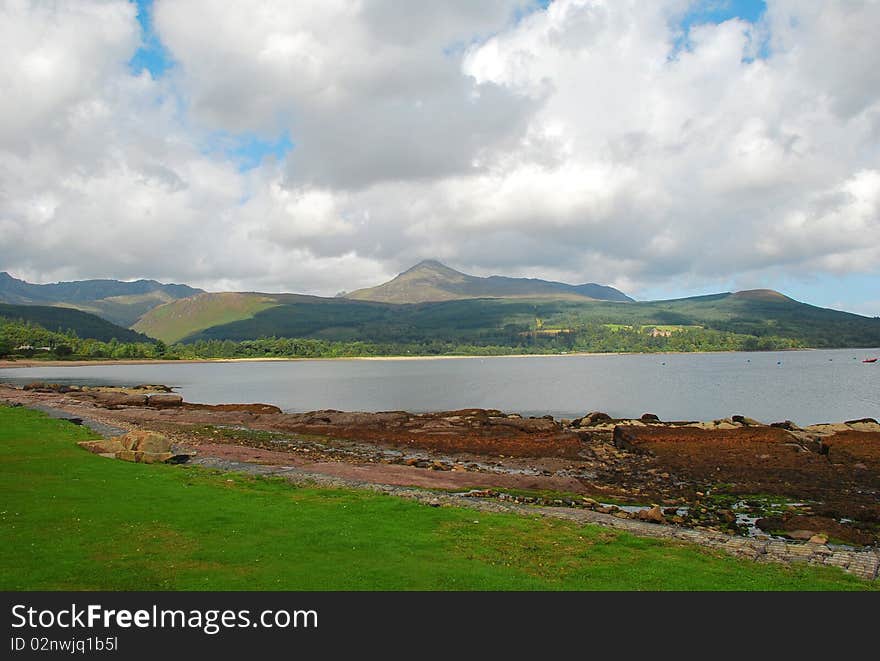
[92,391,148,407]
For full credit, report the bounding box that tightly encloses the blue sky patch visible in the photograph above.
[680,0,767,29]
[211,132,295,172]
[128,0,173,77]
[671,0,768,60]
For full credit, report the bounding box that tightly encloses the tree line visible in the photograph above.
[0,316,805,361]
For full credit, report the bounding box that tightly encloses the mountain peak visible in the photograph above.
[345,261,632,304]
[403,259,461,274]
[732,289,793,302]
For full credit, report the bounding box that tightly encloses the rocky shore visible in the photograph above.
[2,381,878,579]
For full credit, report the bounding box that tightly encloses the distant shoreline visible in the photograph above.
[1,346,876,370]
[0,354,613,369]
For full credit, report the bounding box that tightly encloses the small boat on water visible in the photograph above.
[863,358,878,363]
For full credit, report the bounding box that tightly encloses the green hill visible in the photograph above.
[0,272,202,327]
[137,288,880,349]
[345,260,633,304]
[131,292,283,343]
[135,292,401,343]
[0,304,152,343]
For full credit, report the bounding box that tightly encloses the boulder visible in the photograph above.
[575,411,612,427]
[112,430,172,453]
[640,413,660,422]
[493,417,559,433]
[637,505,666,524]
[147,393,183,408]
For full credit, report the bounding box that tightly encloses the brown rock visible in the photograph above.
[147,393,183,408]
[579,411,612,427]
[808,534,829,545]
[718,509,736,524]
[112,430,172,453]
[92,391,130,407]
[637,505,666,524]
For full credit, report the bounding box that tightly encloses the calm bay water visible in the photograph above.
[1,348,878,425]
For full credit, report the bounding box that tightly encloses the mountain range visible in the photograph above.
[0,271,202,327]
[2,262,879,348]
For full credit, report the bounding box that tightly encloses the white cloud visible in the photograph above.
[0,0,878,310]
[0,0,139,151]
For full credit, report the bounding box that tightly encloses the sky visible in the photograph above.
[1,0,878,316]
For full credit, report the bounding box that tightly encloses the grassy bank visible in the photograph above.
[0,406,874,590]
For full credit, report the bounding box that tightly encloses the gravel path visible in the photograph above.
[25,403,128,438]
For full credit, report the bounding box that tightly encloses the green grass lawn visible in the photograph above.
[0,406,875,591]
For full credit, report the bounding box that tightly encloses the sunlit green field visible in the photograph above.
[0,406,874,591]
